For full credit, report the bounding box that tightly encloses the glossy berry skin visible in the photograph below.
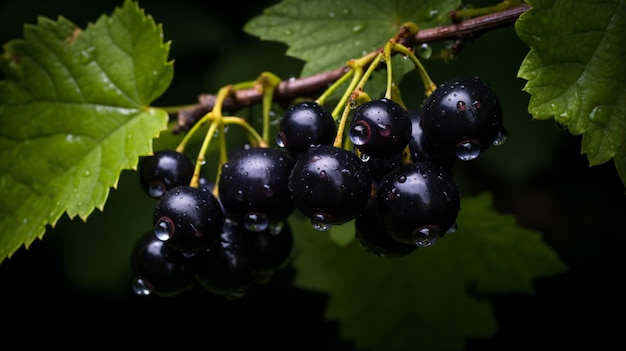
[349,98,412,157]
[407,109,455,171]
[420,77,503,160]
[194,220,260,299]
[375,161,460,247]
[288,145,372,230]
[355,201,417,258]
[218,147,295,231]
[153,185,224,255]
[276,101,337,157]
[130,230,196,297]
[253,220,294,284]
[139,150,194,199]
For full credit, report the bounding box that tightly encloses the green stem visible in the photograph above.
[392,42,437,97]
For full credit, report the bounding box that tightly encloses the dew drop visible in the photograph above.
[446,222,458,234]
[244,212,269,232]
[263,184,274,197]
[235,190,245,201]
[492,127,507,146]
[276,131,286,147]
[352,24,365,33]
[397,175,407,183]
[377,123,391,137]
[411,225,441,247]
[148,181,166,198]
[349,122,371,145]
[154,216,174,241]
[311,213,333,231]
[456,100,467,111]
[417,43,432,59]
[319,170,328,179]
[455,140,482,161]
[131,277,153,296]
[269,221,284,235]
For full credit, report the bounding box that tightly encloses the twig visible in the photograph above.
[174,3,530,133]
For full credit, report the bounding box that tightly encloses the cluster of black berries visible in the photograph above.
[281,76,505,258]
[129,76,505,297]
[131,149,294,299]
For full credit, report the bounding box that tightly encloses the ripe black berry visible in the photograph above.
[276,101,337,157]
[194,220,261,300]
[420,76,504,161]
[139,150,194,198]
[288,145,372,230]
[349,98,412,157]
[253,220,294,284]
[130,230,197,297]
[375,161,460,247]
[355,201,417,258]
[153,185,224,255]
[407,109,455,171]
[218,147,295,232]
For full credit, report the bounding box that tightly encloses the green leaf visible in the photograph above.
[243,0,460,77]
[291,193,567,351]
[0,0,172,263]
[516,0,626,187]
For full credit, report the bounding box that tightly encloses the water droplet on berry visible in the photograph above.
[276,131,286,147]
[244,212,269,232]
[446,222,458,234]
[377,123,391,137]
[412,225,440,247]
[154,216,174,241]
[269,221,284,235]
[492,127,507,146]
[235,190,245,201]
[456,100,467,111]
[148,181,166,198]
[349,121,371,146]
[131,277,153,296]
[455,140,482,161]
[311,213,333,231]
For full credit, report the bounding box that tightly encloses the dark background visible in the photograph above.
[0,0,624,349]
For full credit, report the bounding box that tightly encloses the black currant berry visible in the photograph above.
[355,201,417,258]
[375,161,460,247]
[130,230,197,297]
[288,145,372,230]
[153,185,224,255]
[407,109,455,171]
[363,153,404,183]
[138,149,194,198]
[194,220,260,300]
[420,76,504,161]
[276,101,337,157]
[218,147,295,232]
[253,220,294,284]
[349,98,412,157]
